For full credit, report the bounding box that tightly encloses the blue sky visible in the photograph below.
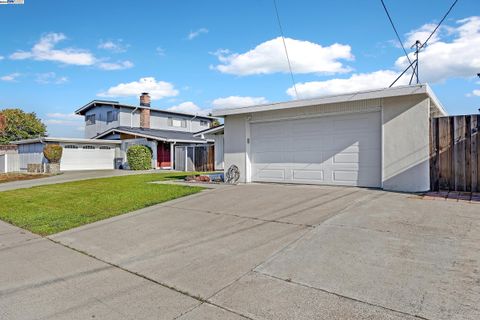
[0,0,479,137]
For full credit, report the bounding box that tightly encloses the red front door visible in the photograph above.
[157,142,171,168]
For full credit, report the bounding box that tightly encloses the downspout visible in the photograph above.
[189,114,197,132]
[131,107,139,128]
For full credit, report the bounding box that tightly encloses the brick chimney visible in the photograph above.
[139,92,151,129]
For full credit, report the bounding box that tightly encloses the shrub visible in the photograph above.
[43,144,63,163]
[127,145,152,170]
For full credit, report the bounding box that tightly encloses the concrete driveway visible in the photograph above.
[1,183,479,319]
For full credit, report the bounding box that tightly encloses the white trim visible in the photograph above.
[249,107,381,124]
[212,84,442,117]
[380,103,385,189]
[94,128,208,144]
[193,125,225,137]
[12,137,121,145]
[245,117,252,183]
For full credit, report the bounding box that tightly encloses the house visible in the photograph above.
[212,84,447,193]
[11,93,224,172]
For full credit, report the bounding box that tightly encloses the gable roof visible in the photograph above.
[75,100,216,120]
[193,124,224,137]
[212,84,447,117]
[94,126,208,143]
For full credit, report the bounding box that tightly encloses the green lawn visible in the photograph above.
[0,172,203,236]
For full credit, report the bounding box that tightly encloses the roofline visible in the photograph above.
[94,128,208,144]
[11,137,122,145]
[75,100,217,119]
[212,84,447,117]
[193,124,224,137]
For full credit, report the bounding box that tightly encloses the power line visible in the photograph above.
[419,0,459,49]
[273,0,299,99]
[380,0,415,77]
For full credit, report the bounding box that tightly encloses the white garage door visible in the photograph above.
[60,145,115,171]
[250,111,381,187]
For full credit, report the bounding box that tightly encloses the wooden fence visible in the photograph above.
[430,115,480,192]
[194,145,215,172]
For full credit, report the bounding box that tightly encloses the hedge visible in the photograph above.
[43,144,63,163]
[127,145,152,170]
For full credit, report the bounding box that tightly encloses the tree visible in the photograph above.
[0,108,47,144]
[208,113,221,127]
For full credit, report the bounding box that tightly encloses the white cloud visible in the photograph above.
[98,39,129,53]
[286,70,406,99]
[10,32,134,71]
[0,56,4,60]
[10,33,96,65]
[187,28,208,40]
[36,72,68,84]
[44,112,83,128]
[471,89,480,96]
[98,77,179,100]
[46,112,81,120]
[167,101,210,115]
[286,16,480,99]
[156,47,166,56]
[212,96,269,109]
[395,16,480,83]
[404,23,441,47]
[212,37,353,76]
[97,60,134,70]
[1,72,21,82]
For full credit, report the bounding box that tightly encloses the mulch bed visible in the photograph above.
[0,173,52,184]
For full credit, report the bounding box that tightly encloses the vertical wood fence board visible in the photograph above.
[471,115,478,192]
[465,116,472,192]
[430,115,479,192]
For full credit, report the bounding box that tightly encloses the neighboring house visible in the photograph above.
[12,138,121,171]
[213,84,447,193]
[10,93,224,172]
[193,124,224,170]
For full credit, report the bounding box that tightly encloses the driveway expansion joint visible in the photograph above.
[254,271,433,320]
[46,237,256,320]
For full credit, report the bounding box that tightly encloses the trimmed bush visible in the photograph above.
[43,144,63,163]
[127,145,152,170]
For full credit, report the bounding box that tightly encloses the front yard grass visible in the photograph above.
[0,172,203,236]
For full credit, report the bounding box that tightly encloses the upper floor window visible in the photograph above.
[85,114,96,125]
[168,117,187,128]
[107,110,118,123]
[200,120,209,127]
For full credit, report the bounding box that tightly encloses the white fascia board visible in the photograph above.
[212,84,431,117]
[12,137,121,145]
[425,84,448,116]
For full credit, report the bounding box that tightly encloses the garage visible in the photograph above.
[250,111,381,187]
[60,144,116,171]
[13,137,121,171]
[214,85,449,192]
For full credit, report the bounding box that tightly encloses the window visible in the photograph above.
[64,145,78,149]
[107,110,118,123]
[200,120,209,127]
[82,145,96,150]
[168,117,187,128]
[99,146,111,150]
[85,114,96,125]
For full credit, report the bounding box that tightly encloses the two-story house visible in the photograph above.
[74,93,224,170]
[12,93,224,172]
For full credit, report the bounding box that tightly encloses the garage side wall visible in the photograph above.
[224,115,247,182]
[382,95,430,192]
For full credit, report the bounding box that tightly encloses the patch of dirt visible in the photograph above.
[0,173,53,184]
